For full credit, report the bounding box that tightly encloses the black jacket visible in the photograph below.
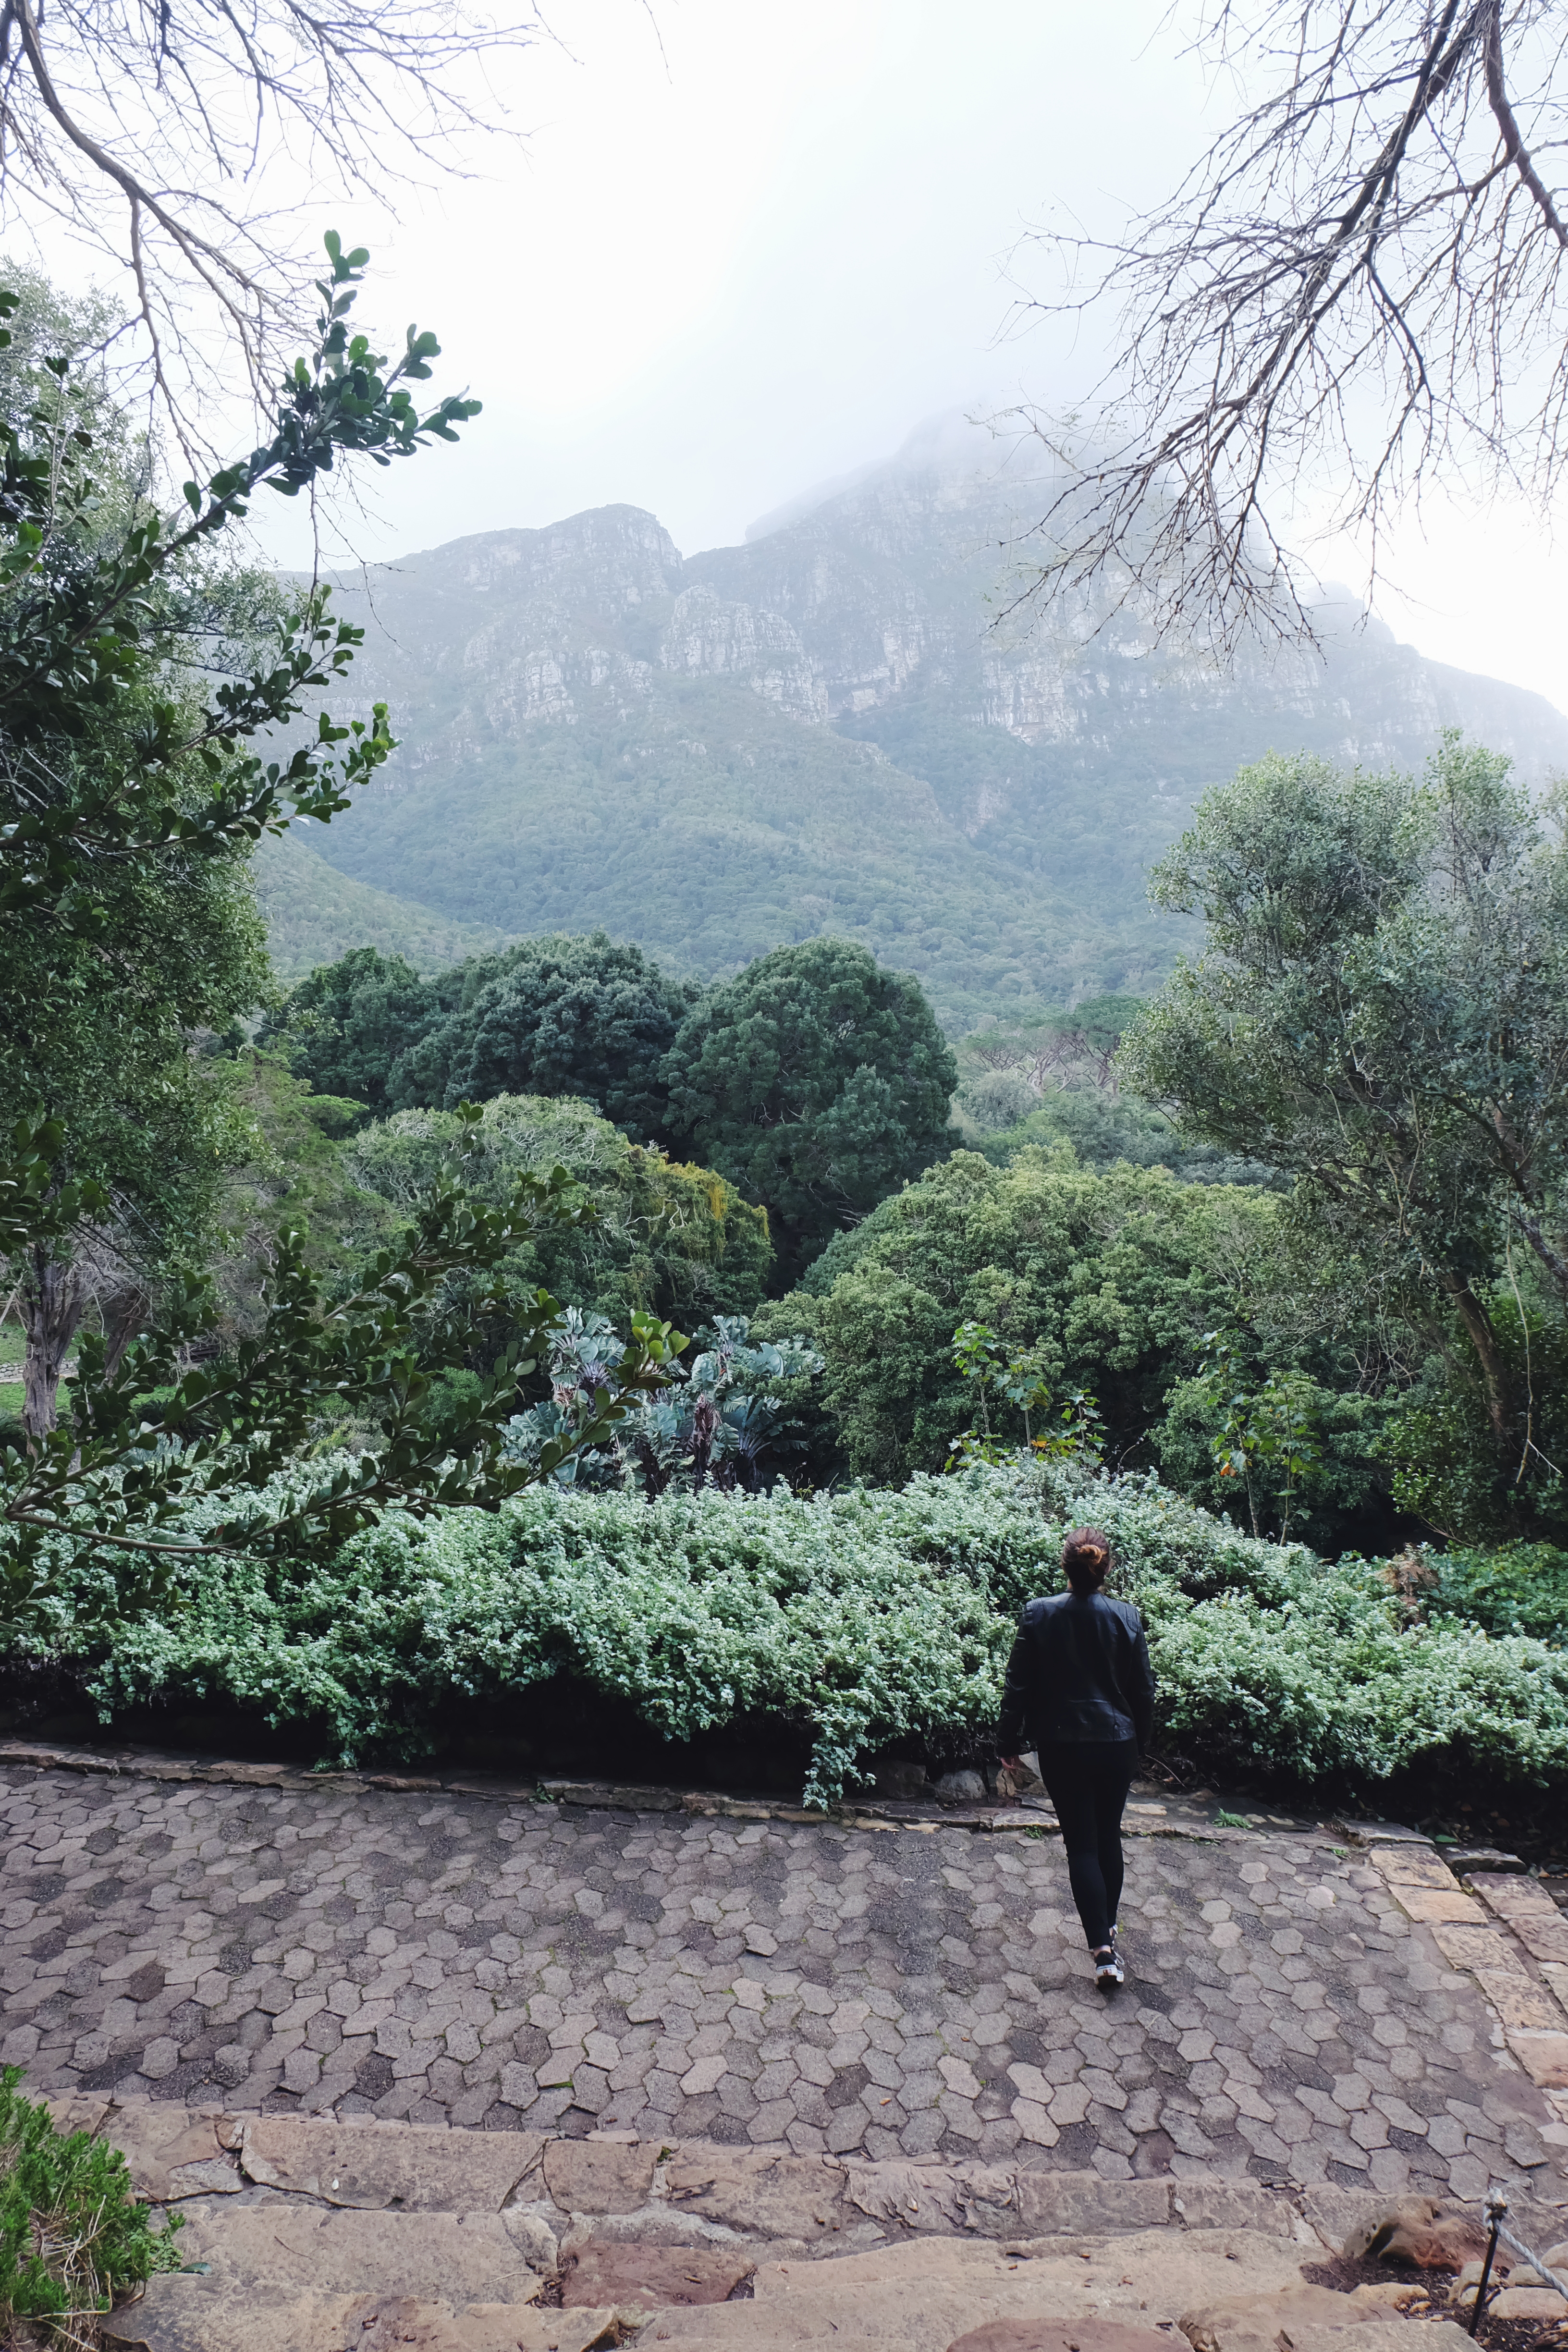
[997,1590,1155,1753]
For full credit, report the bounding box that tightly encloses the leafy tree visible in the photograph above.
[954,991,1276,1182]
[943,1318,1104,1473]
[1377,1300,1568,1545]
[754,1143,1396,1549]
[259,946,441,1117]
[0,272,286,1431]
[0,249,683,1632]
[1184,1335,1327,1545]
[346,1094,773,1328]
[4,839,267,1431]
[387,931,701,1135]
[1121,734,1568,1533]
[1,237,475,917]
[203,1050,400,1351]
[662,937,959,1276]
[962,997,1149,1096]
[971,1093,1273,1186]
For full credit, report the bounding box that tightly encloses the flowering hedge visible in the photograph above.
[16,1462,1568,1807]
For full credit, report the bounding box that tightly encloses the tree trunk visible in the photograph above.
[21,1247,84,1440]
[101,1282,153,1381]
[1441,1275,1512,1458]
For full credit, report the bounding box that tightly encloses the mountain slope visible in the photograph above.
[291,433,1568,1027]
[254,828,504,978]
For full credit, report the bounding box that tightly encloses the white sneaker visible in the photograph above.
[1093,1937,1124,1988]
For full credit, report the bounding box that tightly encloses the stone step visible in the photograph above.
[236,2109,548,2209]
[104,2192,605,2350]
[169,2200,538,2300]
[748,2225,1310,2304]
[638,2295,1124,2349]
[79,2102,1508,2352]
[636,2329,1467,2352]
[637,2288,1469,2352]
[633,2225,1315,2347]
[105,2281,620,2352]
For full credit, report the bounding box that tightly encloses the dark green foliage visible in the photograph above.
[3,1102,689,1630]
[973,1093,1273,1186]
[1154,1364,1390,1553]
[757,1146,1401,1551]
[662,937,958,1276]
[3,813,270,1249]
[267,932,701,1138]
[259,945,440,1116]
[206,1051,400,1346]
[759,1148,1262,1483]
[1378,1299,1568,1546]
[391,931,701,1135]
[0,2065,181,2326]
[1431,1543,1568,1645]
[956,994,1275,1184]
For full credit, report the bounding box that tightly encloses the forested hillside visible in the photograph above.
[255,830,503,978]
[287,427,1568,1023]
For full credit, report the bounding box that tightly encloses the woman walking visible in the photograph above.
[997,1525,1154,1989]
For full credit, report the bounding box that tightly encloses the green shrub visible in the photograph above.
[1430,1542,1568,1646]
[0,2068,181,2342]
[348,1093,773,1323]
[25,1459,1568,1809]
[70,1478,1028,1810]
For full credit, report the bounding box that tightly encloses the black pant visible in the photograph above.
[1037,1737,1138,1950]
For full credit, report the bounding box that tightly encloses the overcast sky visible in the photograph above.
[44,0,1568,711]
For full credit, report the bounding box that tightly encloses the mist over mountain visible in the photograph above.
[271,424,1568,1026]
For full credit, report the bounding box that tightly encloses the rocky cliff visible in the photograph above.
[286,438,1568,1025]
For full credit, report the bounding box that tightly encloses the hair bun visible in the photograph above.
[1062,1525,1113,1591]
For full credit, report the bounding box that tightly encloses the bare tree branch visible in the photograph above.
[1000,0,1568,655]
[0,0,544,449]
[1484,0,1568,244]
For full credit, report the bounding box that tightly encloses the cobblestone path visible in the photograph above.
[2,1764,1562,2207]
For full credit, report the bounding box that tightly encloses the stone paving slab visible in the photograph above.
[3,1762,1567,2212]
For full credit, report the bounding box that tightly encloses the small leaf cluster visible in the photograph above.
[944,1318,1104,1472]
[0,1107,107,1258]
